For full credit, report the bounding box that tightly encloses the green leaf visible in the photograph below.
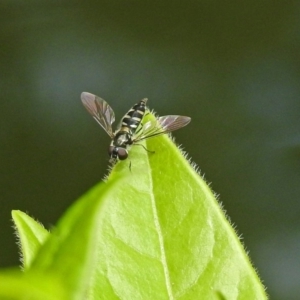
[87,113,267,299]
[11,210,49,269]
[27,181,114,300]
[0,268,67,300]
[7,112,267,299]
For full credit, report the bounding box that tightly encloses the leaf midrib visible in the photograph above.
[146,152,174,300]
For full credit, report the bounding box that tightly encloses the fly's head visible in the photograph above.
[108,146,128,163]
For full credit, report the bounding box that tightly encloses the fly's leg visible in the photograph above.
[134,143,155,154]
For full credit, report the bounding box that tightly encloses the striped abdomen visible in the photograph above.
[120,98,148,134]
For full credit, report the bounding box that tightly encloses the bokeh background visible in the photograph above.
[1,1,299,299]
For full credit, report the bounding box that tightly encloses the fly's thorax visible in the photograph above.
[113,130,132,147]
[108,128,133,162]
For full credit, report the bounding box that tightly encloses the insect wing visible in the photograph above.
[134,115,191,141]
[158,115,191,132]
[81,92,115,138]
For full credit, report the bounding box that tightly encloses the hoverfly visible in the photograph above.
[81,92,191,163]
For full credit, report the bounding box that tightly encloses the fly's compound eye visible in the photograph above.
[108,146,128,160]
[117,148,128,160]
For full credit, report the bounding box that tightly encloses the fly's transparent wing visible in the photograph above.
[133,115,191,142]
[81,92,115,138]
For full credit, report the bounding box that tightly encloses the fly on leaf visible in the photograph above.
[81,92,191,163]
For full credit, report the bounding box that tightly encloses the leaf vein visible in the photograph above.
[147,156,174,300]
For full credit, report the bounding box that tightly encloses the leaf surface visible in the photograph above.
[88,113,267,299]
[7,112,267,300]
[27,182,113,300]
[0,268,67,300]
[11,210,49,269]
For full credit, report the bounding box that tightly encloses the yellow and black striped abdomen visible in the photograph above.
[120,98,148,133]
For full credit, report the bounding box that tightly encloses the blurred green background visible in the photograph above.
[1,1,299,299]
